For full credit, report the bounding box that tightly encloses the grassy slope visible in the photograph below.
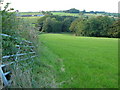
[39,33,118,88]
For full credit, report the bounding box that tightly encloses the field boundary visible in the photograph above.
[0,33,36,87]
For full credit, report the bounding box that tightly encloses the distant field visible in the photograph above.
[19,12,42,15]
[19,17,41,28]
[20,17,41,23]
[52,12,79,16]
[19,13,104,24]
[52,12,104,17]
[18,12,105,18]
[39,33,118,88]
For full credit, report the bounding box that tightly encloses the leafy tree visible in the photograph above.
[37,15,77,33]
[84,17,102,36]
[42,17,52,32]
[62,17,74,32]
[51,18,62,32]
[42,17,62,33]
[70,16,115,37]
[96,16,114,37]
[69,19,79,33]
[108,19,120,38]
[69,18,86,36]
[41,11,53,15]
[36,15,50,31]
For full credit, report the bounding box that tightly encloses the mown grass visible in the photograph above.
[39,33,118,88]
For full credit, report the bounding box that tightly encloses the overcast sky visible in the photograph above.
[2,0,119,13]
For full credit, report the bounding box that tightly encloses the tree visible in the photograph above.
[69,19,79,33]
[69,18,86,36]
[69,16,115,37]
[84,17,101,36]
[42,17,52,32]
[37,15,77,33]
[62,17,74,32]
[41,11,53,15]
[108,19,120,38]
[36,15,50,31]
[97,16,114,37]
[42,17,62,33]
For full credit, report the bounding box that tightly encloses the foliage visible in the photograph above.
[108,19,120,38]
[41,11,53,15]
[36,15,77,33]
[37,14,119,38]
[70,16,118,38]
[2,3,20,56]
[42,17,62,32]
[2,9,38,55]
[36,15,50,31]
[69,18,86,36]
[62,17,75,32]
[64,8,80,13]
[1,3,39,88]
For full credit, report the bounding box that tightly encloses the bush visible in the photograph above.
[1,3,38,55]
[1,3,38,88]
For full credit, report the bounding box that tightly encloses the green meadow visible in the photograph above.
[20,17,41,23]
[52,12,79,16]
[39,33,118,88]
[52,12,104,17]
[19,12,42,15]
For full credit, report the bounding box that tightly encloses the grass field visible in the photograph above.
[39,33,118,88]
[20,17,41,23]
[52,12,104,18]
[52,12,79,17]
[19,12,42,15]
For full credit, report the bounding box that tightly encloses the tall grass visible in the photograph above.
[8,17,39,88]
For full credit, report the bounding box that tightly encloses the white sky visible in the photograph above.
[2,0,120,13]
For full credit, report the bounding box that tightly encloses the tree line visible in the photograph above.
[51,8,119,18]
[51,8,106,14]
[70,16,119,38]
[36,15,77,33]
[36,15,119,38]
